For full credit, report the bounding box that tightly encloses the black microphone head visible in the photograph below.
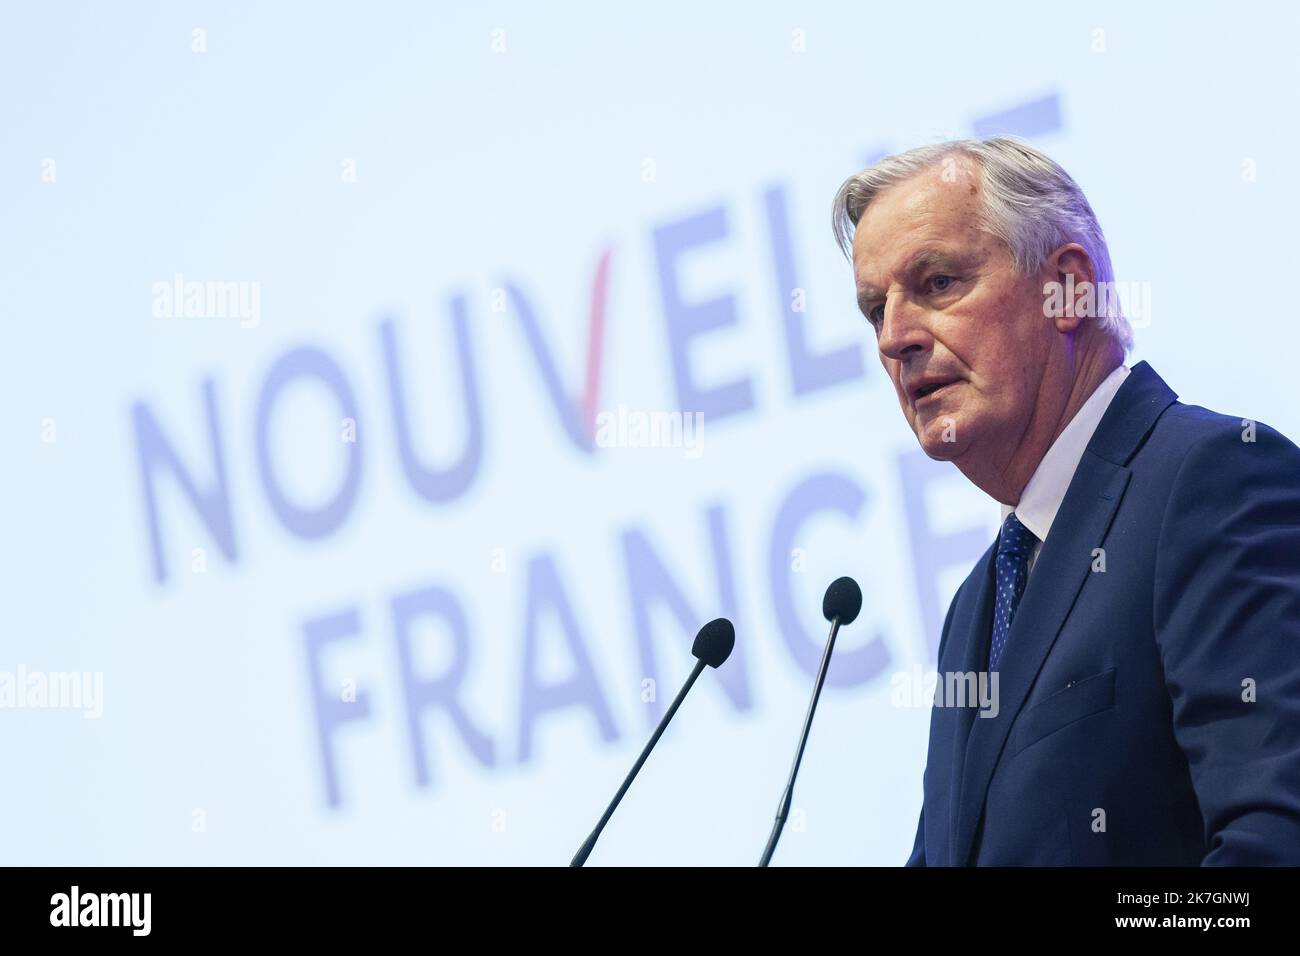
[692,618,735,668]
[822,576,863,625]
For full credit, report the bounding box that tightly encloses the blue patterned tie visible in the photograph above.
[989,512,1037,672]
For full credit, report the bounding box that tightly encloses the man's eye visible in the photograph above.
[869,305,884,326]
[927,275,955,293]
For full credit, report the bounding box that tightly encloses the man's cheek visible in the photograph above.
[903,404,918,434]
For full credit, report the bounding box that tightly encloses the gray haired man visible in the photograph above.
[835,137,1300,865]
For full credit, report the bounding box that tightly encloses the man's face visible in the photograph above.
[852,159,1055,466]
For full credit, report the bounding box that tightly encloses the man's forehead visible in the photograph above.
[852,169,984,292]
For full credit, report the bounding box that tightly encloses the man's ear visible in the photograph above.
[1045,243,1096,333]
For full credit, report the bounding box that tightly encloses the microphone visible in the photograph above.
[758,576,862,867]
[570,617,736,866]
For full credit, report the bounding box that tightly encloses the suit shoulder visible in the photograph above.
[1146,400,1300,466]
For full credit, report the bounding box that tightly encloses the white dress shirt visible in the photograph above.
[1000,364,1131,573]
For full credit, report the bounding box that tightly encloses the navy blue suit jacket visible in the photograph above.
[908,361,1300,865]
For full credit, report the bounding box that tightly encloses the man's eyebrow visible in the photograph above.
[856,250,973,311]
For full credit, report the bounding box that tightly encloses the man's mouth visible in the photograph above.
[912,380,959,404]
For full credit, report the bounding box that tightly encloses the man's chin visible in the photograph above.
[919,441,961,462]
[914,422,967,461]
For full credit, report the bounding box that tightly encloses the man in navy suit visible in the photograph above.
[833,137,1300,865]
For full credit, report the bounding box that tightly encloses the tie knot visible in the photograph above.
[998,512,1037,559]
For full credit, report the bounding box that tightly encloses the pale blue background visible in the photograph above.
[2,1,1297,865]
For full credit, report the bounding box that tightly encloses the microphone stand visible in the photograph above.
[758,614,842,867]
[571,658,707,867]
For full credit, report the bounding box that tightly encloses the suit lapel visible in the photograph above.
[948,361,1178,865]
[947,542,995,864]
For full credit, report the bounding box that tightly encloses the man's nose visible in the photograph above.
[877,296,932,362]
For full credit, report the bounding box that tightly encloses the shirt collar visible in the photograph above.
[1000,364,1131,543]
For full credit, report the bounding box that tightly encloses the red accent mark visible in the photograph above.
[582,246,614,443]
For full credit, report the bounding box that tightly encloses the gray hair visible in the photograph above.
[832,136,1133,352]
